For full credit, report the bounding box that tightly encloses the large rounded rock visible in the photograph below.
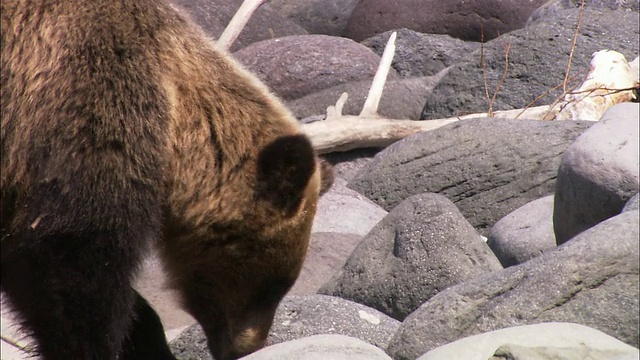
[343,0,548,42]
[311,178,387,236]
[268,0,360,36]
[487,195,556,267]
[418,323,640,360]
[349,118,592,235]
[170,0,307,51]
[234,35,396,100]
[289,232,364,295]
[624,193,640,212]
[361,29,480,78]
[387,209,640,359]
[325,148,381,183]
[528,0,639,23]
[246,334,392,360]
[554,103,640,244]
[420,8,639,120]
[319,193,502,321]
[268,295,400,349]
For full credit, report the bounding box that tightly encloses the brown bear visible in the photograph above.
[0,0,332,359]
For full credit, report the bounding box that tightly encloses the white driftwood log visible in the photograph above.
[300,39,638,153]
[304,101,555,154]
[218,0,638,154]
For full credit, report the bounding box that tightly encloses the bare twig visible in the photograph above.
[217,0,267,50]
[563,0,586,93]
[480,31,512,117]
[488,37,512,117]
[303,48,637,153]
[515,71,583,119]
[480,30,492,115]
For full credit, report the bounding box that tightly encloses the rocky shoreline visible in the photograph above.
[2,1,638,359]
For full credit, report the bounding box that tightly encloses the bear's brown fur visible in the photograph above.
[0,0,332,359]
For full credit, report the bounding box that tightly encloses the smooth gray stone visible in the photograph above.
[487,195,556,267]
[319,193,502,321]
[244,334,392,360]
[268,295,400,350]
[554,103,639,244]
[418,323,639,360]
[624,193,640,212]
[312,178,387,236]
[387,210,639,359]
[349,118,592,236]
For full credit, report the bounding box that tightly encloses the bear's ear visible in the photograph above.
[256,134,316,217]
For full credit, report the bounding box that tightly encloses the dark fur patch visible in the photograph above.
[120,292,177,360]
[256,134,315,217]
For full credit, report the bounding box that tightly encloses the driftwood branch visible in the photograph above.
[301,32,638,154]
[217,0,266,50]
[305,105,555,154]
[220,1,638,155]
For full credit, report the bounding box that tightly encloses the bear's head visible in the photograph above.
[163,134,332,360]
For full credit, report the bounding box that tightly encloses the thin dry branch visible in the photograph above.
[563,0,586,93]
[302,43,637,153]
[481,31,492,113]
[217,0,267,50]
[488,36,512,116]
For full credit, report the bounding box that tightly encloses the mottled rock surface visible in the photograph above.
[420,8,639,120]
[554,103,640,244]
[269,295,400,349]
[343,0,548,42]
[387,210,640,359]
[349,119,592,235]
[487,195,556,267]
[320,193,502,321]
[234,35,397,100]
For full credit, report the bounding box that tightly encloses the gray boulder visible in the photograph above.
[343,0,548,42]
[487,195,556,267]
[234,35,397,101]
[624,193,639,212]
[268,295,400,349]
[319,193,502,321]
[289,232,364,295]
[324,148,380,183]
[245,334,392,360]
[418,323,640,360]
[311,178,387,236]
[489,343,638,360]
[171,332,393,360]
[170,325,211,360]
[268,0,360,37]
[387,210,640,359]
[554,103,640,244]
[420,8,639,120]
[361,29,480,78]
[348,118,592,235]
[528,0,639,23]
